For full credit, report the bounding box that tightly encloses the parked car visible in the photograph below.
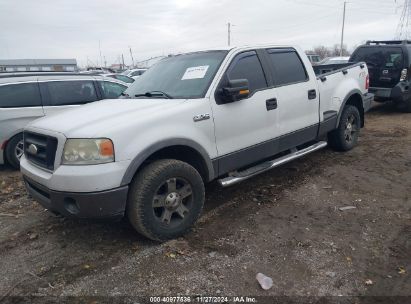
[0,73,128,169]
[306,53,321,65]
[104,73,135,83]
[121,68,148,79]
[319,56,350,65]
[350,40,411,112]
[20,45,372,241]
[84,67,115,74]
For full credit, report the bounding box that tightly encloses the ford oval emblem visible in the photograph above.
[28,144,38,155]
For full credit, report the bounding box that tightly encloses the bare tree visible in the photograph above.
[308,45,351,59]
[330,44,351,57]
[312,46,332,59]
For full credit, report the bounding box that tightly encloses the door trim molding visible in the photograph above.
[212,124,319,176]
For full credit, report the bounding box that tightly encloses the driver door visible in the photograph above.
[210,50,280,174]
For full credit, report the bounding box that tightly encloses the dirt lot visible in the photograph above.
[0,102,410,303]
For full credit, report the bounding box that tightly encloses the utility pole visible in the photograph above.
[227,22,231,47]
[99,40,103,67]
[129,47,135,68]
[121,54,125,70]
[340,1,347,56]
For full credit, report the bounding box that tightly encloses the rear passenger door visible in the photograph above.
[0,82,44,141]
[40,80,100,116]
[265,48,319,143]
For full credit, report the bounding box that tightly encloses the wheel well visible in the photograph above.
[3,132,23,163]
[142,145,210,182]
[345,93,365,127]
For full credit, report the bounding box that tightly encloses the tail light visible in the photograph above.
[365,74,369,90]
[400,69,408,81]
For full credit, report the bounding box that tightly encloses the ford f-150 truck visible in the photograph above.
[20,45,373,241]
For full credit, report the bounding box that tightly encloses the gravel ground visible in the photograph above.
[0,102,410,303]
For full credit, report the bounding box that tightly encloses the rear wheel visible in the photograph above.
[5,134,24,169]
[127,159,205,241]
[328,105,361,151]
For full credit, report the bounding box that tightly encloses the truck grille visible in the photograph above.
[24,131,58,170]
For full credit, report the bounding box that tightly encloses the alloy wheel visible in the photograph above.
[344,114,358,143]
[14,140,24,160]
[152,177,193,227]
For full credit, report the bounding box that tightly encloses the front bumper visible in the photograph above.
[24,176,128,219]
[363,92,374,113]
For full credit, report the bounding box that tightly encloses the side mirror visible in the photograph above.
[219,79,250,104]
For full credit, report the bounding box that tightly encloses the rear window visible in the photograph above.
[45,80,98,106]
[267,49,308,86]
[350,47,404,69]
[0,82,42,108]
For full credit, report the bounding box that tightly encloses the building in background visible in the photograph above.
[0,59,78,72]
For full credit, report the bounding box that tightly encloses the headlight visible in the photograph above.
[62,139,114,165]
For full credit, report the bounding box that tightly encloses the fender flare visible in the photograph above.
[120,138,215,186]
[336,89,364,127]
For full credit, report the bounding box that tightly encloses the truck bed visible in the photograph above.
[313,62,365,77]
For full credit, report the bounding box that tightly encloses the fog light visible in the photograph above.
[64,197,79,214]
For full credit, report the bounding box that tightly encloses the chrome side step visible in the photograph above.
[218,141,327,187]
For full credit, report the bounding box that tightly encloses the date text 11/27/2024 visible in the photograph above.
[149,296,257,303]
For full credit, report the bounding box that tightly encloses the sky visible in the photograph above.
[0,0,403,67]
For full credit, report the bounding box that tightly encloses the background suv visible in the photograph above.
[0,73,128,168]
[350,40,411,112]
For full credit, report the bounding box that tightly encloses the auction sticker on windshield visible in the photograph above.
[181,65,209,80]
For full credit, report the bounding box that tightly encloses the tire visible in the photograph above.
[127,159,205,241]
[328,105,361,151]
[5,134,24,169]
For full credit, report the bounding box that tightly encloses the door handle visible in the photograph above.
[308,89,317,100]
[266,98,278,111]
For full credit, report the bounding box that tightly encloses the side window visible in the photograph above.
[46,81,98,106]
[267,49,308,86]
[227,51,267,94]
[99,81,127,99]
[117,75,134,83]
[0,83,42,108]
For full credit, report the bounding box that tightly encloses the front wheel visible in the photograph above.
[5,134,24,169]
[328,105,361,151]
[127,159,205,241]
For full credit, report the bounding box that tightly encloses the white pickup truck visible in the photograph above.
[20,45,373,241]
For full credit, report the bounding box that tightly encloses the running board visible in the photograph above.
[218,141,328,187]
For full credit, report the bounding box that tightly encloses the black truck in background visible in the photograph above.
[349,40,411,112]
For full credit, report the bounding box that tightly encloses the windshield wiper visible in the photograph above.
[134,91,173,99]
[120,92,131,98]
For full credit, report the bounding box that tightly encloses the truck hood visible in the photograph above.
[28,98,187,137]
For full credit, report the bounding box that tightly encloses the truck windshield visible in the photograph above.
[350,47,404,69]
[124,50,228,99]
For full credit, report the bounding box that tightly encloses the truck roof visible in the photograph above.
[173,44,299,56]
